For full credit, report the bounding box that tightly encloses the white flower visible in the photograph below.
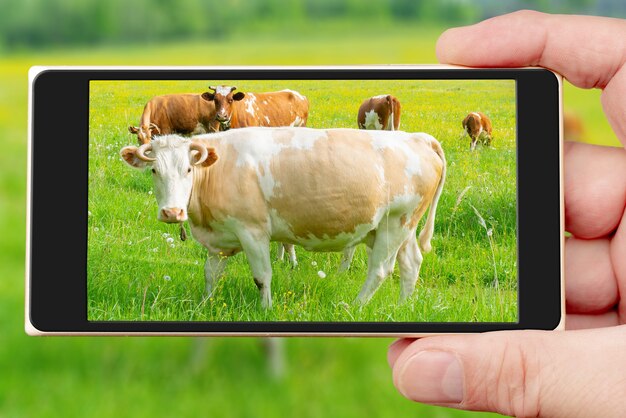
[162,233,170,238]
[311,261,317,267]
[487,228,493,237]
[163,275,171,281]
[148,190,153,195]
[88,211,92,217]
[194,261,199,265]
[93,227,99,232]
[166,237,174,244]
[152,248,158,252]
[128,241,132,245]
[317,270,326,279]
[170,244,175,248]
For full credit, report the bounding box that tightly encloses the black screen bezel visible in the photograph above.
[28,67,562,334]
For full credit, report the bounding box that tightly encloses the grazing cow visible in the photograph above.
[129,94,220,144]
[200,86,308,131]
[357,95,401,131]
[462,112,493,150]
[120,127,446,308]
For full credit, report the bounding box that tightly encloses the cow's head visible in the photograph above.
[201,85,245,130]
[129,123,161,145]
[120,136,219,223]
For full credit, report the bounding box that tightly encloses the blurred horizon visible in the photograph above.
[1,0,626,53]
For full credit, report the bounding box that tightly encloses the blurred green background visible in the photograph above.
[2,1,623,417]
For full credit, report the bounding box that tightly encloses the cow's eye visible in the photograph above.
[151,168,156,174]
[187,167,192,174]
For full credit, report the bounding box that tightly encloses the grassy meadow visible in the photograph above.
[2,23,620,418]
[88,79,517,322]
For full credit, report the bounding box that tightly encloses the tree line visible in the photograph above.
[0,0,598,50]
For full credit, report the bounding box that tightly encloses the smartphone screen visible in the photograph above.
[87,78,517,323]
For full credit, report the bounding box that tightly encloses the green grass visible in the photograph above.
[1,24,620,418]
[88,79,517,322]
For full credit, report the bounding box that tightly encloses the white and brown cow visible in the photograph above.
[200,86,308,131]
[129,94,220,144]
[357,95,401,131]
[120,127,446,308]
[462,112,493,151]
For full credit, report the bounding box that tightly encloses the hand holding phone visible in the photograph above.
[389,11,626,418]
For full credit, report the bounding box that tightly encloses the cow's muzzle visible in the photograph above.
[159,207,187,223]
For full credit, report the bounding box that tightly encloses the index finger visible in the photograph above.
[436,10,626,146]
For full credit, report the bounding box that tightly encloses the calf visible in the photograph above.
[129,94,220,144]
[357,95,401,131]
[121,127,446,308]
[462,112,493,150]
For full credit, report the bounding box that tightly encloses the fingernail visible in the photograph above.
[397,350,464,404]
[388,339,404,350]
[387,339,408,368]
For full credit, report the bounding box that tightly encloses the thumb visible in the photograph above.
[389,326,626,417]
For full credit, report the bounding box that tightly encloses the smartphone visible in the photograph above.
[26,66,564,336]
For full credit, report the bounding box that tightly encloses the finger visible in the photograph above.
[436,11,626,89]
[602,60,626,147]
[564,237,618,314]
[388,339,415,368]
[391,327,626,417]
[564,141,626,238]
[436,11,626,145]
[612,209,626,323]
[566,312,620,330]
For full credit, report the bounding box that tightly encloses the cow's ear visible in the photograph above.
[192,145,219,167]
[232,92,245,101]
[204,148,219,167]
[149,123,161,135]
[201,92,215,102]
[129,126,139,134]
[120,146,150,169]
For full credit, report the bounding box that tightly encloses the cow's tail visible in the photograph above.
[418,138,446,253]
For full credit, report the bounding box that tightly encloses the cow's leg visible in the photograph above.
[398,233,423,302]
[383,249,399,278]
[262,337,286,379]
[276,244,297,267]
[277,244,285,262]
[470,136,478,151]
[356,219,408,304]
[239,232,273,308]
[204,252,228,296]
[284,244,297,267]
[338,246,356,273]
